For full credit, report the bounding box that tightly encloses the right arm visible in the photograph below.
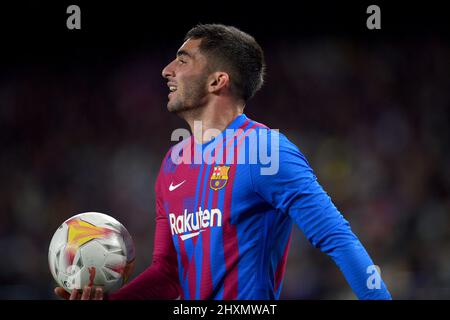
[108,180,181,300]
[55,173,181,300]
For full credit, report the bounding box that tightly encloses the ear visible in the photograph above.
[208,72,230,94]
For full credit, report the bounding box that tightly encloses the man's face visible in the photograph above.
[162,38,210,114]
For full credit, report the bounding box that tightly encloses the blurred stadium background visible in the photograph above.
[0,2,449,299]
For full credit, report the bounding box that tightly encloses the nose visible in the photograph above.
[162,60,175,79]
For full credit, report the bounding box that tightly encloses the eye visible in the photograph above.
[177,58,187,64]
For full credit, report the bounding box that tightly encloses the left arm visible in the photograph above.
[250,131,391,300]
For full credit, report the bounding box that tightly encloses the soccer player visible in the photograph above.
[55,24,391,300]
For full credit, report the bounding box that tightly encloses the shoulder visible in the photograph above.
[159,135,193,173]
[155,144,177,192]
[238,119,312,182]
[244,117,310,166]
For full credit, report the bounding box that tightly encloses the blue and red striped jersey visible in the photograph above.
[154,114,391,300]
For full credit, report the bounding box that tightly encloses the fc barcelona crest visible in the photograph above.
[210,166,230,190]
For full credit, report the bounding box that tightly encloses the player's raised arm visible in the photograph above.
[249,130,392,300]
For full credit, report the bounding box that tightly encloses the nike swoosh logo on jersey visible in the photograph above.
[169,180,186,191]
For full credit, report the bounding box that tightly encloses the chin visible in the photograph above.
[167,103,179,113]
[167,100,190,114]
[166,100,177,112]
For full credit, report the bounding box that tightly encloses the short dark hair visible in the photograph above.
[184,24,265,102]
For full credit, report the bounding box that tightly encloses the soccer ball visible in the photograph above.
[48,212,135,294]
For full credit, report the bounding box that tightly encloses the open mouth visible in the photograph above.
[167,84,177,98]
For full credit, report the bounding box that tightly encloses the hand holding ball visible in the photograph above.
[49,212,135,294]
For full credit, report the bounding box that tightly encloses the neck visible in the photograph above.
[181,100,244,144]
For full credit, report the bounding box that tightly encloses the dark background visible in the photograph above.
[1,1,449,299]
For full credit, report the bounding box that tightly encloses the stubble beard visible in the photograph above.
[167,73,209,118]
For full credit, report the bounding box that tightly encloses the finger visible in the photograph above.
[80,286,92,300]
[69,288,80,300]
[93,287,103,300]
[54,287,70,300]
